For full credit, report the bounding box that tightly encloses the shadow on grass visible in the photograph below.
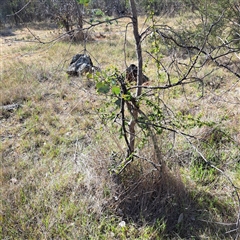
[0,28,16,36]
[111,163,237,239]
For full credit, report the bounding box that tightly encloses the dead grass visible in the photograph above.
[1,16,240,239]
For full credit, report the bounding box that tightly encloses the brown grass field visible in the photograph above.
[1,16,240,239]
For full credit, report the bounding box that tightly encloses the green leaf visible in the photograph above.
[77,0,89,6]
[96,82,110,94]
[122,93,132,101]
[105,17,113,25]
[95,9,104,17]
[114,99,121,107]
[112,86,121,95]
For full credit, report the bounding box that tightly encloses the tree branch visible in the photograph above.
[7,1,32,17]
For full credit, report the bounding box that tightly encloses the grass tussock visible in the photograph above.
[1,16,240,239]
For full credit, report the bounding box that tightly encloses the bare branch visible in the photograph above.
[6,1,32,17]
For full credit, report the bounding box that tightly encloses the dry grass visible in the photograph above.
[1,16,240,239]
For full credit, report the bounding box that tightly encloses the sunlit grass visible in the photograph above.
[1,15,240,239]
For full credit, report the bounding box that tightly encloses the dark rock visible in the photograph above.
[67,54,100,76]
[126,64,149,84]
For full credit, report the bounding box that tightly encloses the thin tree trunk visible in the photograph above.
[73,0,84,40]
[74,0,83,29]
[128,0,143,156]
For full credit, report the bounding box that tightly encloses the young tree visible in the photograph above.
[95,1,239,235]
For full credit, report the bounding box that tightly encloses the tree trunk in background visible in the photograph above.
[128,0,143,156]
[74,0,83,29]
[73,0,84,40]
